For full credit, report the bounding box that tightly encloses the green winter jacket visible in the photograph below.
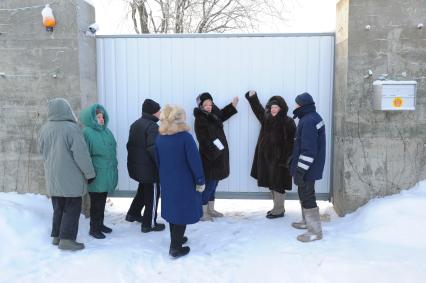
[79,104,118,193]
[38,98,96,197]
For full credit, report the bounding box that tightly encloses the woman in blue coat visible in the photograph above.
[155,105,205,259]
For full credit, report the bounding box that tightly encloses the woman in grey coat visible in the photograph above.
[38,98,96,251]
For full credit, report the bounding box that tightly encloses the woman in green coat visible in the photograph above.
[80,104,118,239]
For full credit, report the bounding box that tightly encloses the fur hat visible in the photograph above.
[159,105,190,135]
[295,92,315,107]
[266,96,289,114]
[142,99,161,115]
[196,92,213,107]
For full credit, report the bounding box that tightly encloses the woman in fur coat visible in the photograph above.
[193,92,238,221]
[245,90,296,219]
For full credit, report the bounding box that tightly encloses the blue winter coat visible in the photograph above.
[291,104,326,181]
[156,131,205,225]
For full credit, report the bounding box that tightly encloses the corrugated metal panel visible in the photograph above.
[96,34,334,196]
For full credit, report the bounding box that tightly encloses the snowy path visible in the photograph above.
[1,183,426,283]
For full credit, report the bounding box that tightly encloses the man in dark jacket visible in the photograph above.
[126,99,165,233]
[290,92,325,242]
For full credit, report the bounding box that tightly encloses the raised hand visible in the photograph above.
[232,96,239,107]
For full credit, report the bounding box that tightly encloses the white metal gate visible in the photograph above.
[96,33,334,199]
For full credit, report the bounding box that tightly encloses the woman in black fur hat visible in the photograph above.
[245,90,296,219]
[193,92,239,221]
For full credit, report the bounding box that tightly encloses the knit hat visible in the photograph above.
[268,99,280,107]
[196,92,213,107]
[142,99,161,115]
[295,92,315,107]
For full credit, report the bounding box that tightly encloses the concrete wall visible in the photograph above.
[0,0,97,194]
[333,0,426,215]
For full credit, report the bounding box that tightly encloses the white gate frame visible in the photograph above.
[96,33,335,200]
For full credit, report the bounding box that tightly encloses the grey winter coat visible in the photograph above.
[38,98,96,197]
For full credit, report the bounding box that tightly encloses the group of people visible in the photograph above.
[38,90,325,258]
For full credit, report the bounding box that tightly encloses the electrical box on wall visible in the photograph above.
[373,80,417,111]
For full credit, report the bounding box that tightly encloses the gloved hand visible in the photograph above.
[294,168,305,187]
[196,184,205,192]
[87,177,96,184]
[245,90,257,99]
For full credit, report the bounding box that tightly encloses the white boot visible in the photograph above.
[292,205,307,229]
[208,201,224,217]
[297,207,323,242]
[266,192,285,219]
[200,205,213,221]
[267,191,276,215]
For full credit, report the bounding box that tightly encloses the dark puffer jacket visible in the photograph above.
[127,113,159,183]
[245,92,296,193]
[291,104,326,181]
[193,104,237,181]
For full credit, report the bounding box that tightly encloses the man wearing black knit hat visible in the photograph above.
[290,92,325,242]
[126,98,165,233]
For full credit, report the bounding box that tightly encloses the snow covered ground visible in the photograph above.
[1,182,426,283]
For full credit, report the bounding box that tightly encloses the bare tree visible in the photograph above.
[125,0,289,34]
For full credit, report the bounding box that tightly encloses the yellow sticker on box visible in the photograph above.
[392,97,403,108]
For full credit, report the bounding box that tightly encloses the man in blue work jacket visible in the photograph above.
[290,92,325,242]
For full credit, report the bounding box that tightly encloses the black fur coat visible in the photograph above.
[193,103,237,180]
[245,92,296,193]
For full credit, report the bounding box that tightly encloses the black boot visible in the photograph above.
[89,230,106,239]
[100,225,112,233]
[125,214,143,223]
[99,193,111,233]
[90,193,106,239]
[181,236,188,244]
[266,212,284,219]
[126,183,145,223]
[153,223,166,231]
[169,246,190,258]
[141,223,166,233]
[169,223,189,258]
